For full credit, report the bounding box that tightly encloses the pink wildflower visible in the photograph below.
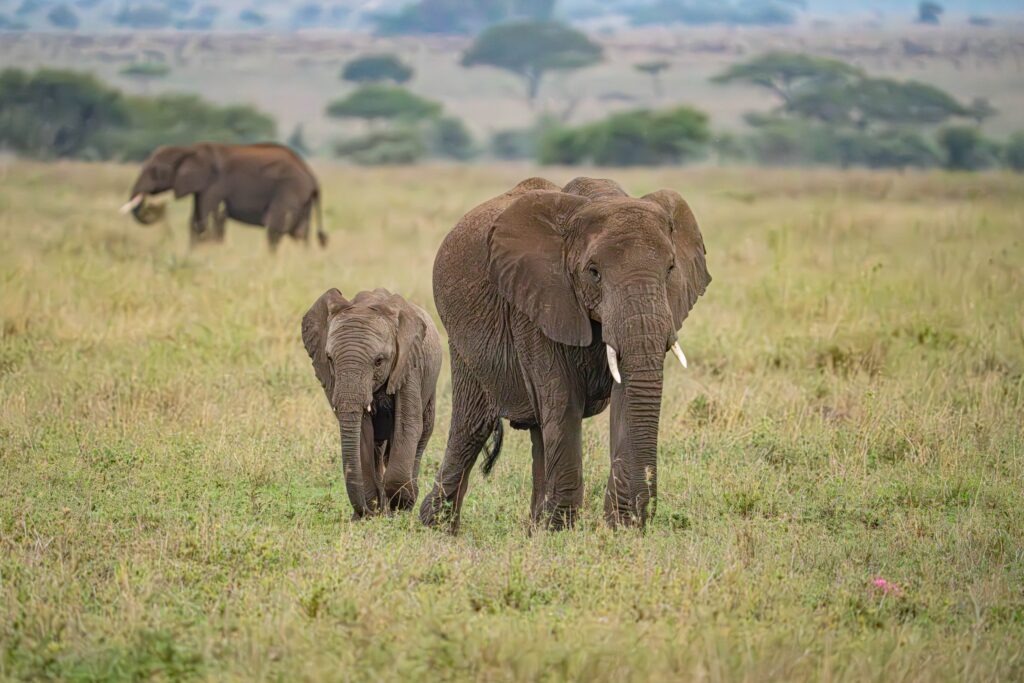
[872,577,902,596]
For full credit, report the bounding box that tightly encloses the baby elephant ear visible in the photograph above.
[387,307,426,395]
[302,288,348,400]
[643,189,711,331]
[487,190,593,346]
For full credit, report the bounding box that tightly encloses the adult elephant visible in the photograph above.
[120,142,327,250]
[420,177,710,532]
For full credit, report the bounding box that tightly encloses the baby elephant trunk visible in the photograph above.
[338,408,375,518]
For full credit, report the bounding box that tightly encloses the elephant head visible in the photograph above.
[120,144,214,224]
[487,178,710,526]
[302,288,428,516]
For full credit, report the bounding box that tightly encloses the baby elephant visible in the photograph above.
[302,288,442,518]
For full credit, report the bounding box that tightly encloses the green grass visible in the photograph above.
[1,161,1023,681]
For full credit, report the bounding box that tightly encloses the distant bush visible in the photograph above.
[0,68,128,159]
[47,4,79,29]
[326,85,441,122]
[115,3,173,29]
[1004,132,1024,173]
[491,128,536,160]
[106,94,276,161]
[0,14,29,30]
[937,126,999,171]
[120,62,171,79]
[839,129,941,169]
[374,0,555,35]
[341,54,413,84]
[540,106,709,166]
[334,128,426,165]
[239,9,266,26]
[430,116,476,160]
[0,67,276,162]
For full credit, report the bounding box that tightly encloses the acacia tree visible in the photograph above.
[785,77,969,129]
[635,60,670,97]
[712,52,862,105]
[341,54,414,84]
[461,21,603,106]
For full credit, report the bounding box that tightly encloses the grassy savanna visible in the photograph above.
[1,161,1023,681]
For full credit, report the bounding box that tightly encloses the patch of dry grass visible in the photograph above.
[1,160,1022,681]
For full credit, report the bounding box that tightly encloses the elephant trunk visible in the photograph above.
[622,359,664,525]
[604,288,672,528]
[334,361,377,517]
[338,409,370,518]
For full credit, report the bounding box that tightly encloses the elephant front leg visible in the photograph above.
[356,412,385,517]
[529,426,545,526]
[188,192,223,248]
[538,408,584,530]
[382,386,424,512]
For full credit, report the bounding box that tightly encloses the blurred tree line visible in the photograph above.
[708,52,1016,171]
[0,68,274,161]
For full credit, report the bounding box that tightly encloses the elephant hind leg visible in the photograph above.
[263,200,295,252]
[419,352,496,533]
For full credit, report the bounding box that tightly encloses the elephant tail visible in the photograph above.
[313,190,327,248]
[480,418,504,477]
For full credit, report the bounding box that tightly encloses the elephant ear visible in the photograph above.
[487,190,593,346]
[173,148,215,198]
[387,306,427,395]
[302,288,348,401]
[643,189,711,330]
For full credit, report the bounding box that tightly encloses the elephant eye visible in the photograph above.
[374,355,385,367]
[588,265,601,283]
[667,262,676,276]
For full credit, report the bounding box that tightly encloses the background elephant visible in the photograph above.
[303,288,442,518]
[420,176,710,532]
[121,142,327,250]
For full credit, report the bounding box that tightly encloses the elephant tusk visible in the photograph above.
[366,403,372,413]
[606,344,622,384]
[119,194,144,214]
[671,341,688,369]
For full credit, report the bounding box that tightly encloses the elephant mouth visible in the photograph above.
[121,193,167,226]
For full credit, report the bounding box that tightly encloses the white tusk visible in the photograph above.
[606,344,621,383]
[119,194,144,214]
[671,341,688,369]
[366,403,372,413]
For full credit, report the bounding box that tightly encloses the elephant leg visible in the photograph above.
[188,192,222,248]
[263,200,294,252]
[529,426,545,526]
[419,352,495,533]
[358,413,385,517]
[212,203,227,242]
[538,409,584,530]
[382,385,424,513]
[394,394,435,512]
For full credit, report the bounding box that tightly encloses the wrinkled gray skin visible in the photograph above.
[126,142,326,250]
[420,177,710,532]
[303,288,442,518]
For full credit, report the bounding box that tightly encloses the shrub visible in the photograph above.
[1002,132,1024,172]
[326,85,441,123]
[334,128,426,165]
[937,126,999,171]
[431,116,475,160]
[341,54,413,84]
[540,106,709,166]
[47,4,79,29]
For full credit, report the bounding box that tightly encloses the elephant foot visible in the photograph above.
[418,489,460,534]
[541,503,579,531]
